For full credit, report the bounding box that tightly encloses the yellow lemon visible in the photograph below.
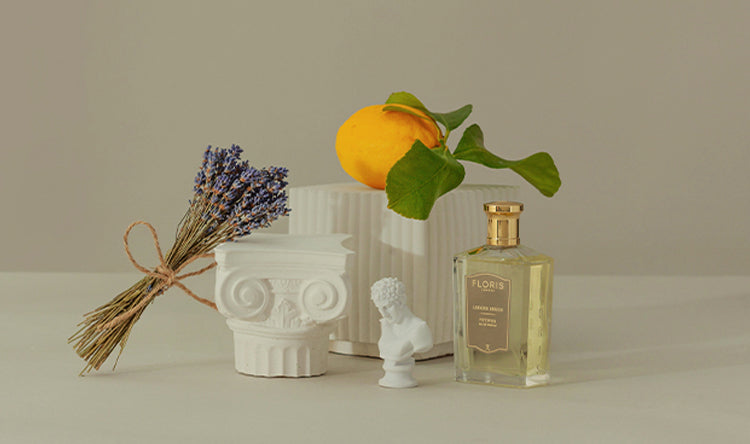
[335,104,441,189]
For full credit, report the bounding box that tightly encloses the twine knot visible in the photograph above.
[154,264,177,287]
[97,221,218,331]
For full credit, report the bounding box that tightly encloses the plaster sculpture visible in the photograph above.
[370,277,433,388]
[214,234,352,377]
[289,183,517,359]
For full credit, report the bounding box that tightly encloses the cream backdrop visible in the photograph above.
[2,1,749,274]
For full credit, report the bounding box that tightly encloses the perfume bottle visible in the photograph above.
[453,202,553,388]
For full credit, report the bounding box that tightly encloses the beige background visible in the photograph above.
[2,0,748,274]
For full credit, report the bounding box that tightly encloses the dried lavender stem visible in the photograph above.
[69,145,290,374]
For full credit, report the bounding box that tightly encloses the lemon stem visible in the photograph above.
[438,126,451,153]
[438,139,449,153]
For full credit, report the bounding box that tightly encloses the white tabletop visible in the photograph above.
[2,273,749,443]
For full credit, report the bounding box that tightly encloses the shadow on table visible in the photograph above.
[550,291,750,385]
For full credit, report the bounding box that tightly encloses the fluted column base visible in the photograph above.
[228,319,333,377]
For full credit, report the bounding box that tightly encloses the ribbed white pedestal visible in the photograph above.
[289,183,518,359]
[227,320,331,377]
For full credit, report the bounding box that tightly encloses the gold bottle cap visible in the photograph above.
[484,202,524,214]
[484,201,523,247]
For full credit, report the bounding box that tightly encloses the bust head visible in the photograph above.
[370,277,409,324]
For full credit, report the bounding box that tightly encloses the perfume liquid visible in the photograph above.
[453,202,553,388]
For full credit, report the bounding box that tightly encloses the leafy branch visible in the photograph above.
[383,92,561,220]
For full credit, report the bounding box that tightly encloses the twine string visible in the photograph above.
[96,221,218,331]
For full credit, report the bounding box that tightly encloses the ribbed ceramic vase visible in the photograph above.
[289,183,518,359]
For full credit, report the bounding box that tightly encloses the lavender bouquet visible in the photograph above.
[69,145,290,374]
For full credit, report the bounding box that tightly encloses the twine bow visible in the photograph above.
[97,221,218,331]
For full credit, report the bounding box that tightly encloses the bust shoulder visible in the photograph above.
[404,316,427,331]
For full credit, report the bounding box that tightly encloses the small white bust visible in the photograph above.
[370,277,433,388]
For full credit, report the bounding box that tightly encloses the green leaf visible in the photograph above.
[386,140,466,220]
[386,92,473,132]
[507,152,561,197]
[454,124,561,197]
[454,124,508,166]
[382,104,443,137]
[382,105,433,122]
[430,104,473,131]
[385,92,429,113]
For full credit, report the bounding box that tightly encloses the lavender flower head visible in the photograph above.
[192,145,290,238]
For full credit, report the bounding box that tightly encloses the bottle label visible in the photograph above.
[465,273,511,353]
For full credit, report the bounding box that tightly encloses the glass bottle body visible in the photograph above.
[453,244,553,388]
